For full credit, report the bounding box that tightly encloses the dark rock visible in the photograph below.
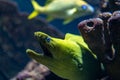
[78,18,107,62]
[108,11,120,51]
[107,11,120,80]
[78,11,120,80]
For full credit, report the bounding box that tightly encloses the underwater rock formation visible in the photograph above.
[12,60,50,80]
[78,11,120,80]
[0,0,64,80]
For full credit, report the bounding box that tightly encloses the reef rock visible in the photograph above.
[78,11,120,80]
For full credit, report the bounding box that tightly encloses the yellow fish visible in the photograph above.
[28,0,94,24]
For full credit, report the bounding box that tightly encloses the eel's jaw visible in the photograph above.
[39,42,53,58]
[26,49,42,60]
[26,49,54,66]
[34,31,53,58]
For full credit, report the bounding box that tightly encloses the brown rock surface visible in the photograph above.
[78,11,120,80]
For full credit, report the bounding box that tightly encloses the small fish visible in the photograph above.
[28,0,94,24]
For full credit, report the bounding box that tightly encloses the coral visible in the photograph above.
[78,11,120,80]
[12,60,50,80]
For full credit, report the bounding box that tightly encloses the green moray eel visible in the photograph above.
[26,32,101,80]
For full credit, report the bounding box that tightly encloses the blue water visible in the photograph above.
[11,0,95,34]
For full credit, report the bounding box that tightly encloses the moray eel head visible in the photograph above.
[26,31,101,80]
[26,32,84,79]
[34,32,53,58]
[33,32,81,60]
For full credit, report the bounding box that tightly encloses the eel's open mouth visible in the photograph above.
[39,42,53,58]
[34,32,53,58]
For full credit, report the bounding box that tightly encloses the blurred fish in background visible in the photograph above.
[28,0,94,24]
[9,0,100,34]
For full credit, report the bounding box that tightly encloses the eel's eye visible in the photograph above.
[46,37,51,43]
[81,5,87,10]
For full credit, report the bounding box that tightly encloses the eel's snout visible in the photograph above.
[34,32,49,41]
